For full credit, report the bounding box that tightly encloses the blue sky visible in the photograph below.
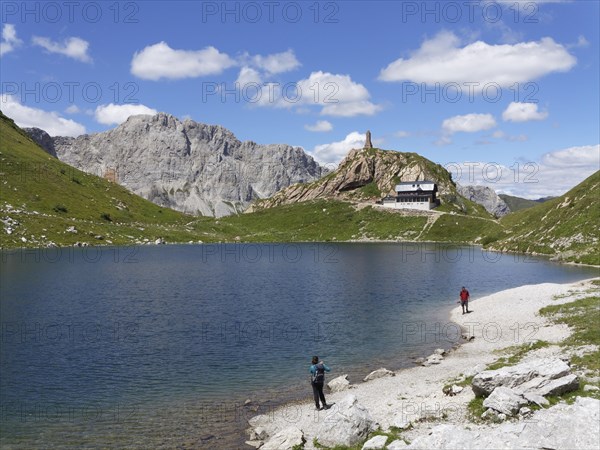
[1,1,599,198]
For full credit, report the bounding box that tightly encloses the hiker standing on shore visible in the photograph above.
[310,356,331,411]
[460,286,470,314]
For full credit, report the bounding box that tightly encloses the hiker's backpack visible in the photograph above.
[312,363,325,384]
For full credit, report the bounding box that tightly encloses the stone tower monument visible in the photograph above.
[364,130,373,149]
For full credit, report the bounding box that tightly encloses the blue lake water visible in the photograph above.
[1,243,597,448]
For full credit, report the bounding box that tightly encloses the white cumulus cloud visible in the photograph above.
[1,24,23,56]
[236,66,263,86]
[442,113,497,134]
[379,31,576,87]
[540,144,600,169]
[95,103,158,125]
[305,120,333,132]
[446,144,599,198]
[32,36,92,63]
[502,102,549,122]
[311,131,365,164]
[131,42,235,80]
[297,71,381,117]
[247,49,300,75]
[1,94,86,137]
[243,71,381,117]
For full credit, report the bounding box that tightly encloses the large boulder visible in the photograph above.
[328,374,351,393]
[261,426,304,450]
[315,394,375,447]
[535,374,579,396]
[364,368,394,382]
[472,359,571,396]
[362,434,388,449]
[482,387,528,416]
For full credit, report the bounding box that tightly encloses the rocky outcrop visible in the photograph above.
[315,394,375,447]
[260,426,304,450]
[472,358,573,397]
[250,147,460,211]
[406,397,599,449]
[362,434,387,449]
[23,127,57,157]
[328,374,351,392]
[456,184,510,217]
[482,386,528,416]
[472,358,579,420]
[27,113,325,217]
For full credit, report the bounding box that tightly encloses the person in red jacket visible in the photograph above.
[460,286,470,314]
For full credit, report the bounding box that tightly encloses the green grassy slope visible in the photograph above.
[491,171,600,265]
[0,112,209,247]
[500,194,545,212]
[220,199,503,244]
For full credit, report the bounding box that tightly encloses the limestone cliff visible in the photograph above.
[26,113,325,217]
[457,184,510,217]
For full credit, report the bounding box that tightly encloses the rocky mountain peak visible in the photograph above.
[23,127,57,157]
[456,184,510,217]
[249,146,459,211]
[26,113,326,217]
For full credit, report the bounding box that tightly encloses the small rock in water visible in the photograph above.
[244,399,252,406]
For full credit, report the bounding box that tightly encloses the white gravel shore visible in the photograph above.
[247,277,600,449]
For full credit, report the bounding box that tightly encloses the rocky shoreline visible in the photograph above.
[246,278,600,449]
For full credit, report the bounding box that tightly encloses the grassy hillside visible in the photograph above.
[499,194,540,212]
[490,171,600,265]
[499,194,552,212]
[219,199,502,243]
[0,112,211,247]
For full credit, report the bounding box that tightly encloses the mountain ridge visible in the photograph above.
[25,113,326,217]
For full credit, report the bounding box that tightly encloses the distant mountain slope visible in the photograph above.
[457,185,510,217]
[25,113,325,217]
[0,111,204,247]
[249,146,492,219]
[499,194,553,212]
[491,171,600,265]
